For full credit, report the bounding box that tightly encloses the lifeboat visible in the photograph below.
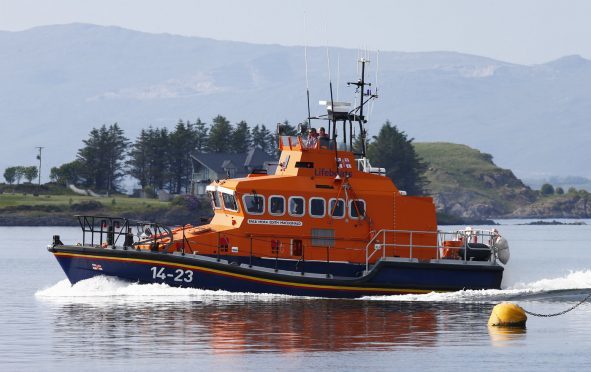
[48,58,509,298]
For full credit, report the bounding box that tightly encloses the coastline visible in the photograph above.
[1,212,583,227]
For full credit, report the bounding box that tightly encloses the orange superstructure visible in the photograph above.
[154,136,438,265]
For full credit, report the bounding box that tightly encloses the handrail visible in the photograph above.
[365,228,500,272]
[75,215,174,252]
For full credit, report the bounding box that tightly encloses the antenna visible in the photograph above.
[304,12,311,123]
[329,80,340,178]
[336,54,340,101]
[369,50,380,119]
[325,45,340,176]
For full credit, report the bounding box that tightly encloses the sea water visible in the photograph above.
[1,222,591,371]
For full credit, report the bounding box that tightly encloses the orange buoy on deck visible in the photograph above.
[488,302,527,328]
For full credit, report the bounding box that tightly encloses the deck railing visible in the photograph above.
[364,228,500,272]
[75,215,173,252]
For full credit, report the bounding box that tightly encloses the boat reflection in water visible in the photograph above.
[44,297,505,355]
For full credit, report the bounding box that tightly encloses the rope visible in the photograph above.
[522,292,591,317]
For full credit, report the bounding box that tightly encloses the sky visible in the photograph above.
[1,0,590,65]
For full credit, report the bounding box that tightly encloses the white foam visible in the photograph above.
[362,269,591,302]
[35,276,305,304]
[511,269,591,291]
[36,270,591,304]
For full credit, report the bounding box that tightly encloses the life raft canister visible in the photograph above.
[442,239,463,259]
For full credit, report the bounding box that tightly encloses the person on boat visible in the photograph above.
[318,127,329,148]
[306,128,319,148]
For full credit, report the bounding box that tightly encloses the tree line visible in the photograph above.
[3,166,38,185]
[49,116,288,195]
[2,115,428,196]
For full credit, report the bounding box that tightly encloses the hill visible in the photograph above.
[415,142,536,218]
[1,24,591,184]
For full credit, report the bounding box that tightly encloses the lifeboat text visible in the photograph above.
[314,168,353,178]
[247,219,303,227]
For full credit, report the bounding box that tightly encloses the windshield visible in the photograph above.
[208,191,221,209]
[222,193,238,212]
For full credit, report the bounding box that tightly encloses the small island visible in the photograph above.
[519,220,587,226]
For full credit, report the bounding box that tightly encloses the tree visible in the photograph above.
[540,183,555,196]
[77,123,129,193]
[252,124,275,156]
[50,160,84,186]
[128,127,170,190]
[3,167,16,185]
[14,166,25,185]
[366,121,428,195]
[193,118,209,153]
[168,120,198,193]
[555,186,564,195]
[230,120,252,153]
[208,115,233,153]
[23,166,38,183]
[352,128,368,155]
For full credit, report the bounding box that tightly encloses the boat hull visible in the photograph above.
[50,245,503,298]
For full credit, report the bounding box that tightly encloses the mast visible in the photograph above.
[316,57,377,159]
[347,58,375,158]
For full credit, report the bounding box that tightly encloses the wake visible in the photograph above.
[35,269,591,304]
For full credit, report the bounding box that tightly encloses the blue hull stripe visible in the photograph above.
[54,252,434,295]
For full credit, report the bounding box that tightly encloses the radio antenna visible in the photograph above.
[336,54,340,101]
[304,12,311,123]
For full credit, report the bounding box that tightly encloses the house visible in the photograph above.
[190,148,276,195]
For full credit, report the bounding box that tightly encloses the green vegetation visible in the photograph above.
[4,166,38,185]
[540,183,555,196]
[366,122,427,195]
[0,193,167,212]
[414,142,536,216]
[414,142,591,219]
[0,183,211,226]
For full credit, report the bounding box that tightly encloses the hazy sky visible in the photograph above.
[1,0,590,64]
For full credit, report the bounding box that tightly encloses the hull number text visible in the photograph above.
[150,267,194,283]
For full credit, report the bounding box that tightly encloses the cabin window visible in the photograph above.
[269,195,285,216]
[311,228,335,247]
[328,198,345,218]
[222,193,239,212]
[288,196,305,217]
[349,199,366,219]
[243,194,265,215]
[208,191,221,209]
[309,197,325,218]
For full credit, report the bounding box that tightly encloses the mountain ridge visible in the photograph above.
[1,23,590,183]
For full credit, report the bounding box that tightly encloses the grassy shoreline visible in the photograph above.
[0,185,209,226]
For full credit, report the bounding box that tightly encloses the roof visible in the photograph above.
[191,148,275,177]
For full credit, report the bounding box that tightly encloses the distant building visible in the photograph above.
[190,148,276,195]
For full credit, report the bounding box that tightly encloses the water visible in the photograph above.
[2,222,591,370]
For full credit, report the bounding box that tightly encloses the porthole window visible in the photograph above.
[243,194,265,215]
[349,199,366,219]
[269,195,285,216]
[328,198,345,218]
[309,197,325,218]
[222,193,239,212]
[288,196,305,217]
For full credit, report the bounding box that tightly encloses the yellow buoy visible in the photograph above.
[488,302,527,328]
